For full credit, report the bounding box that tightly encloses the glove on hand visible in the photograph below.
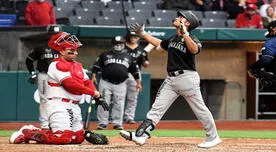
[84,130,109,145]
[28,71,38,84]
[94,96,109,111]
[130,23,145,35]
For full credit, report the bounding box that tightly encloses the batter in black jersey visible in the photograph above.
[91,36,142,130]
[120,11,222,148]
[25,25,62,129]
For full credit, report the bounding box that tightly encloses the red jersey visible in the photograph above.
[25,1,56,25]
[235,13,264,28]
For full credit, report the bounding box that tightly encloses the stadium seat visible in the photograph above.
[101,8,125,20]
[153,10,176,19]
[69,15,94,25]
[55,0,81,10]
[148,17,171,27]
[95,16,121,25]
[226,19,236,28]
[0,14,16,26]
[204,11,228,19]
[75,8,99,18]
[81,1,105,11]
[107,1,132,10]
[133,1,156,10]
[127,9,152,21]
[54,7,74,18]
[201,18,226,27]
[125,16,146,25]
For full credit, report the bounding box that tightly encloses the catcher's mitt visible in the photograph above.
[84,130,109,145]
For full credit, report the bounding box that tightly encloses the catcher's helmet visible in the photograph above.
[46,25,62,34]
[177,11,200,31]
[48,32,82,52]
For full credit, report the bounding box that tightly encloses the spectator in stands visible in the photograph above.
[260,0,276,17]
[25,0,56,25]
[236,3,264,28]
[190,0,211,11]
[224,0,245,19]
[262,5,276,27]
[162,0,194,10]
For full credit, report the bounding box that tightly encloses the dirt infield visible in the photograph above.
[1,121,276,152]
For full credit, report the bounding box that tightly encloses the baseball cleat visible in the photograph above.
[120,130,149,146]
[9,125,35,144]
[197,136,222,148]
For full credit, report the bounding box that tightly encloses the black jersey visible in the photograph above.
[92,50,140,84]
[160,34,201,72]
[26,44,59,73]
[125,45,148,70]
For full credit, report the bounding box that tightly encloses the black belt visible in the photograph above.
[168,70,185,77]
[103,78,124,85]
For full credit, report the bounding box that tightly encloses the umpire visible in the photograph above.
[248,20,276,89]
[25,24,61,129]
[91,36,142,130]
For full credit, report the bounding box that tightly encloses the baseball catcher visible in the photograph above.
[248,20,276,90]
[10,32,108,145]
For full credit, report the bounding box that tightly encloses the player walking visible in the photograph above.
[10,32,108,144]
[91,36,142,130]
[25,25,61,129]
[124,31,150,124]
[120,11,222,148]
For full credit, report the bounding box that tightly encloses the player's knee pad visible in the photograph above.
[135,119,155,137]
[71,129,85,144]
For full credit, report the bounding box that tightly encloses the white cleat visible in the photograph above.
[197,136,222,148]
[9,125,35,144]
[120,130,149,146]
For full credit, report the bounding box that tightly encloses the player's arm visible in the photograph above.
[129,62,142,91]
[90,55,103,84]
[24,3,33,25]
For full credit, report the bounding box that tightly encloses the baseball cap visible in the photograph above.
[246,3,257,10]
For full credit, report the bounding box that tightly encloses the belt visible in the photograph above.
[48,82,60,87]
[168,70,185,77]
[48,98,79,104]
[103,78,124,85]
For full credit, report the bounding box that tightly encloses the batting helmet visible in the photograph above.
[265,20,276,37]
[46,25,62,34]
[125,31,139,43]
[112,35,126,45]
[112,36,125,52]
[177,11,200,31]
[48,32,82,52]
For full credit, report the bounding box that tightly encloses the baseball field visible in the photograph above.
[1,121,276,152]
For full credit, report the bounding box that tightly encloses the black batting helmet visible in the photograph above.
[47,25,63,34]
[265,20,276,38]
[125,30,139,43]
[112,35,126,45]
[177,11,200,31]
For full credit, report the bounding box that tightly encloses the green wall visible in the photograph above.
[0,72,151,122]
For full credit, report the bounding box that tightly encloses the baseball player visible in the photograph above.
[248,20,276,87]
[91,36,142,130]
[124,31,150,124]
[120,11,222,148]
[25,25,61,129]
[10,32,107,144]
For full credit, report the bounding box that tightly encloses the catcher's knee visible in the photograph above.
[135,119,155,137]
[71,129,85,144]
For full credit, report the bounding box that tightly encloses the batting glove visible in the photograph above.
[28,71,38,84]
[130,23,145,35]
[94,96,109,111]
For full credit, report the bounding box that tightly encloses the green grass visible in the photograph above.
[2,130,276,139]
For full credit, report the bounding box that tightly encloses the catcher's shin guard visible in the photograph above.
[135,119,155,137]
